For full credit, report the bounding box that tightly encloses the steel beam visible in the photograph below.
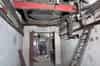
[13,1,77,13]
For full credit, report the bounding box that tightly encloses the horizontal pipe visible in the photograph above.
[60,20,100,36]
[73,20,100,32]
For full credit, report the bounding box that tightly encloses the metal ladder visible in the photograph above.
[69,27,92,66]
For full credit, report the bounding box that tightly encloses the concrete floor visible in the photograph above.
[33,55,53,66]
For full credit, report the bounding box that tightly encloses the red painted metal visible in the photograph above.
[13,1,77,13]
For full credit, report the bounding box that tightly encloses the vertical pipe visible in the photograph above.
[52,32,55,66]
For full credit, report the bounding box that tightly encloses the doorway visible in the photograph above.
[30,32,55,66]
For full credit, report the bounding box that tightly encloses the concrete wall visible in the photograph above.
[23,26,61,66]
[0,16,23,66]
[80,25,100,66]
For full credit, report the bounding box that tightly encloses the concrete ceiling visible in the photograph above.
[17,0,98,26]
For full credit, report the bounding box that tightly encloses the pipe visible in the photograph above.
[73,20,100,32]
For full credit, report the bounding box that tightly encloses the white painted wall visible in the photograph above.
[23,26,61,66]
[0,16,23,66]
